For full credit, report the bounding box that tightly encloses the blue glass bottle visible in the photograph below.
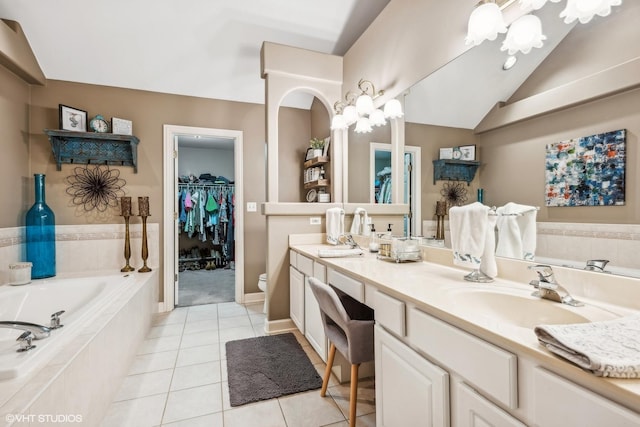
[26,174,56,279]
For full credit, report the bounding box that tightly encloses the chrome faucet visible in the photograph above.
[0,321,51,340]
[585,259,609,272]
[528,264,583,307]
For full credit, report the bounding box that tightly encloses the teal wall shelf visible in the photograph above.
[432,159,480,185]
[44,129,139,173]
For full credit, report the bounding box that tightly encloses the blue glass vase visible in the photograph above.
[26,174,56,279]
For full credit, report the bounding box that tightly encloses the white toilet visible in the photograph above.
[258,273,267,313]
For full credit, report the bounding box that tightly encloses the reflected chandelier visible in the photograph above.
[331,79,403,134]
[466,0,622,60]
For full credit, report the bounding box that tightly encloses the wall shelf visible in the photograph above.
[44,129,140,173]
[432,159,480,185]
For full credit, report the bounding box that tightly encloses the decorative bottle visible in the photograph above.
[26,173,56,279]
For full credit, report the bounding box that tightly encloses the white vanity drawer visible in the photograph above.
[297,254,314,276]
[374,291,405,337]
[532,368,640,427]
[289,250,297,268]
[408,308,517,410]
[327,269,364,302]
[313,262,326,282]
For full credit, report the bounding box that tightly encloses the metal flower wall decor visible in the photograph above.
[440,182,468,207]
[65,165,126,212]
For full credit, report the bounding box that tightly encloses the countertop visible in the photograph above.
[290,242,640,413]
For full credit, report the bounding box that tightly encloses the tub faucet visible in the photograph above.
[0,321,51,340]
[585,259,609,272]
[528,265,584,307]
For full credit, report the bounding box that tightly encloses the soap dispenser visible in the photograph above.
[368,224,379,253]
[387,223,393,238]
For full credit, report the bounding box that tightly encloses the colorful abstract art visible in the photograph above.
[545,129,626,207]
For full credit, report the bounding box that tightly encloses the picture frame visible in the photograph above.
[322,136,331,157]
[304,147,315,161]
[439,147,453,160]
[111,117,133,135]
[458,144,476,161]
[59,104,87,132]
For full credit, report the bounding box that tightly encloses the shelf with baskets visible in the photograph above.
[432,159,480,185]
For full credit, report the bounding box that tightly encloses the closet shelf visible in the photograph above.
[432,159,480,185]
[44,129,140,173]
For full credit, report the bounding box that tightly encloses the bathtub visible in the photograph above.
[0,274,130,381]
[0,271,158,426]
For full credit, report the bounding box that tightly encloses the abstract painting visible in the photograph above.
[545,129,626,207]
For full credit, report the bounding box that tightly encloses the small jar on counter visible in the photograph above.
[9,262,32,285]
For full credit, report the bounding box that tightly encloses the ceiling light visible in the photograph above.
[383,99,404,119]
[465,2,508,46]
[369,109,387,127]
[503,55,518,70]
[342,105,358,126]
[559,0,622,24]
[354,117,373,134]
[501,14,546,55]
[355,94,374,116]
[330,114,348,130]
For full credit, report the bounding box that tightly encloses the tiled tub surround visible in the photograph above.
[422,221,640,272]
[0,223,160,285]
[0,223,160,426]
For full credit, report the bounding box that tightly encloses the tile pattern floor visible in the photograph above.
[177,269,235,306]
[102,302,376,426]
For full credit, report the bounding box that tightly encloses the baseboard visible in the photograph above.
[264,318,297,335]
[243,291,265,304]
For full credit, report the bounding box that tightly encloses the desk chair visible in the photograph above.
[308,277,375,427]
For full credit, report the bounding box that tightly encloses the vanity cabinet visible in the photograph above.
[375,324,450,427]
[289,265,304,332]
[532,368,640,427]
[454,382,525,427]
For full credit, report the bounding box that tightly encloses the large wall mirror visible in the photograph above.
[350,1,640,277]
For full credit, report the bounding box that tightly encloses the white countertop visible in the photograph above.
[290,241,640,413]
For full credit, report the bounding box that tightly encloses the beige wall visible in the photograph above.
[20,79,312,298]
[0,65,30,228]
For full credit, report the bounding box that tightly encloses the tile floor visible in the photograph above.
[102,302,376,426]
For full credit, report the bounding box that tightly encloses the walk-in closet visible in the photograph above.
[177,136,235,306]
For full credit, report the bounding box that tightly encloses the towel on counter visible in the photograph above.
[534,314,640,378]
[495,202,537,260]
[449,202,497,277]
[326,207,345,245]
[350,208,370,236]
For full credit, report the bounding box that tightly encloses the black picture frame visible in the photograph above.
[59,104,87,132]
[458,144,476,161]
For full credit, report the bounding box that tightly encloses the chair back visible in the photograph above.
[308,277,351,332]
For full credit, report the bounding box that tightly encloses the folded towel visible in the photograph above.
[350,208,370,236]
[534,314,640,378]
[318,248,364,258]
[326,207,344,245]
[449,202,497,277]
[496,202,537,260]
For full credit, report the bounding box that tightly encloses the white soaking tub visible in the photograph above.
[0,274,130,381]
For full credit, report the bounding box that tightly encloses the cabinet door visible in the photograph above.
[533,368,640,427]
[289,266,304,333]
[454,382,526,427]
[304,277,327,361]
[375,325,450,427]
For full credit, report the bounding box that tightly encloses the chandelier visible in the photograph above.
[466,0,622,63]
[331,79,403,133]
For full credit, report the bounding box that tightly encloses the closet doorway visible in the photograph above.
[163,125,244,310]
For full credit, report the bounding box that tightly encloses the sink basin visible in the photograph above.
[446,288,615,329]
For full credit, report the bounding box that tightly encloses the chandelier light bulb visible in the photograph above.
[354,117,373,134]
[501,14,546,55]
[369,109,387,127]
[559,0,622,24]
[355,94,374,116]
[330,114,347,130]
[465,2,508,46]
[342,105,358,126]
[383,99,404,119]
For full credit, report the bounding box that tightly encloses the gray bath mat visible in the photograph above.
[226,333,322,406]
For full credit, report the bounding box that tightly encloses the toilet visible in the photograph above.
[258,273,267,313]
